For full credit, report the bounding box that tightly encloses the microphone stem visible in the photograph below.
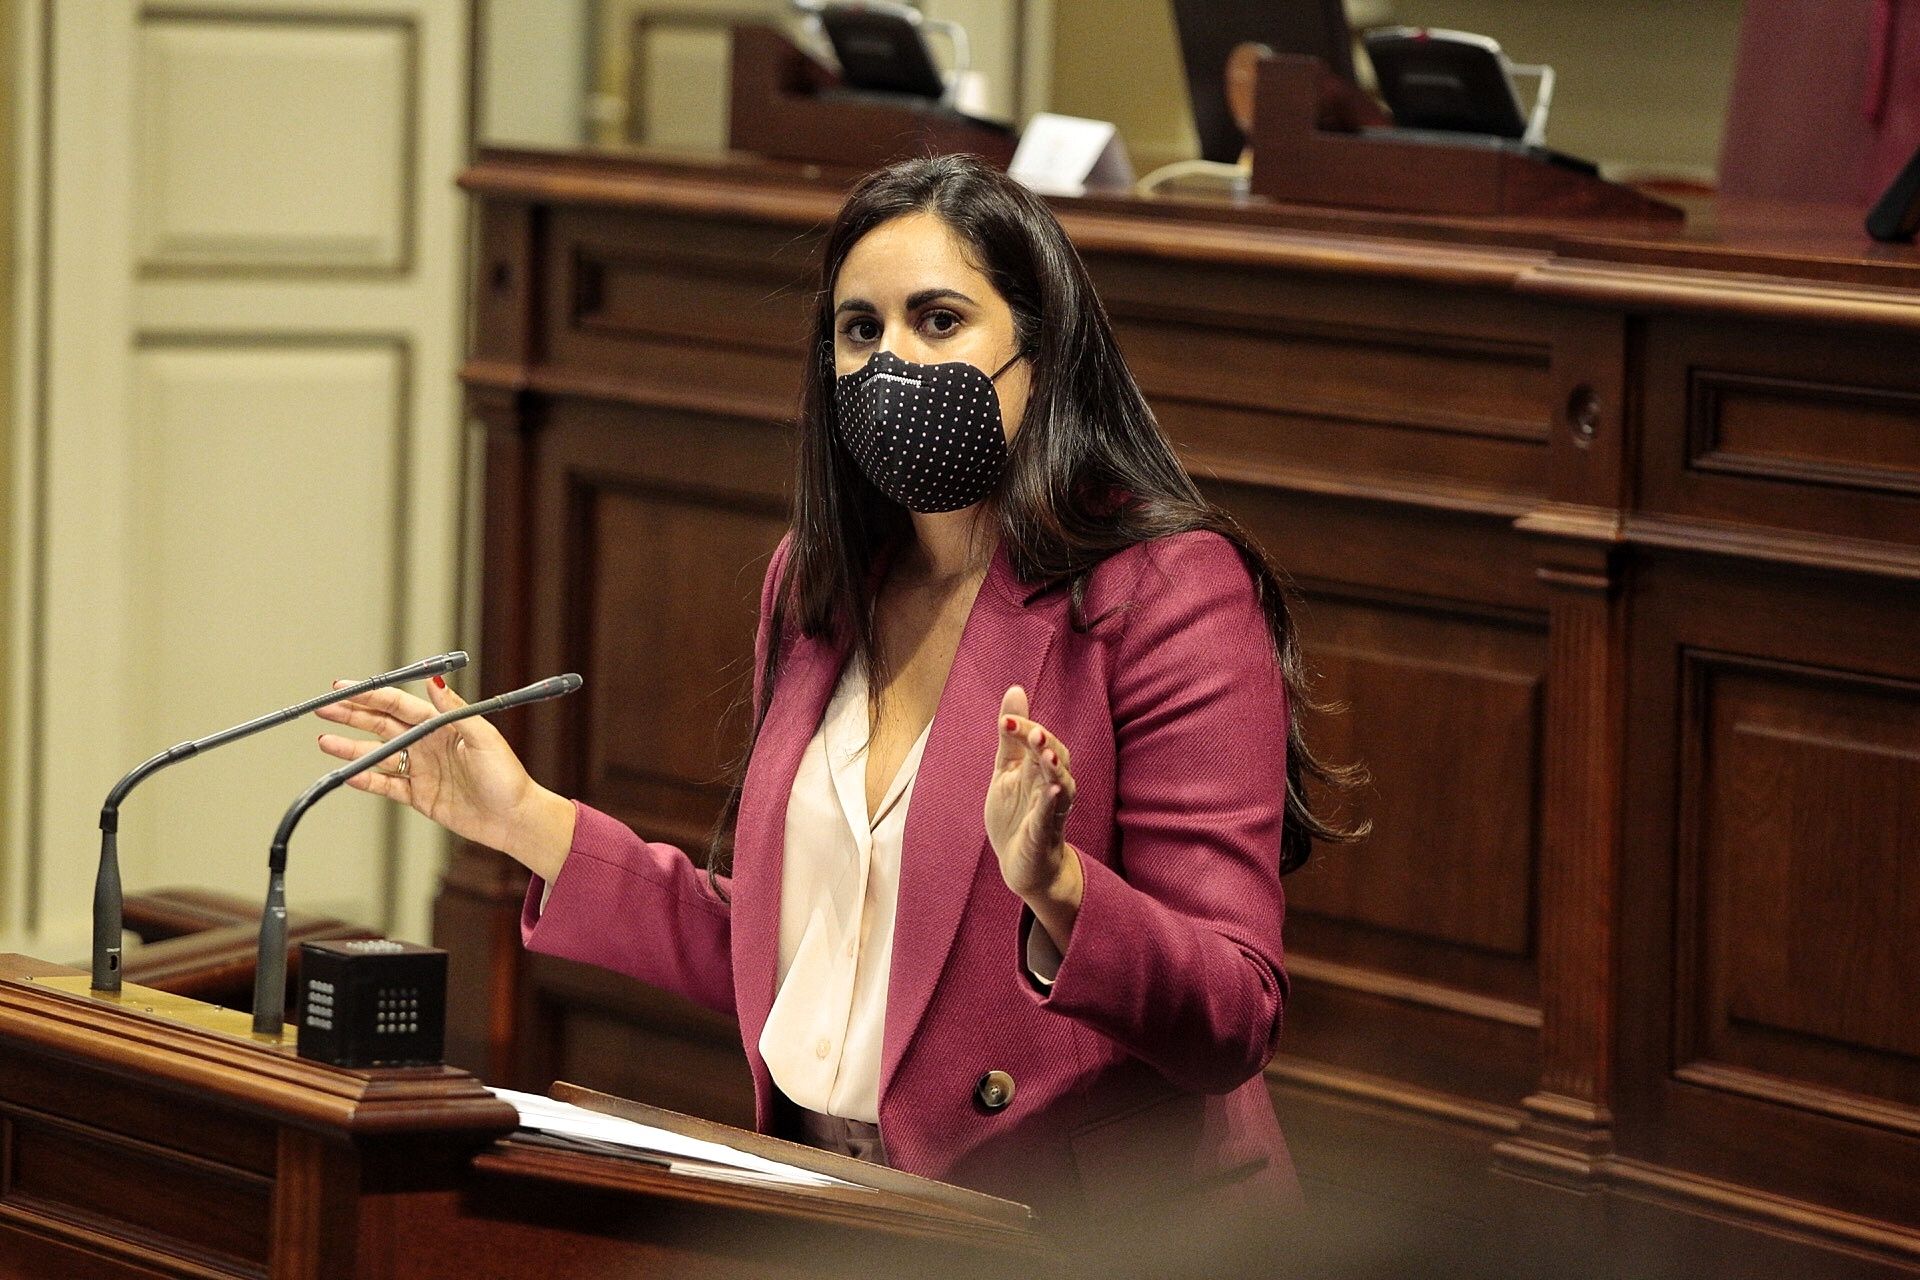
[92,829,122,993]
[251,867,289,1037]
[251,674,579,1039]
[85,651,466,997]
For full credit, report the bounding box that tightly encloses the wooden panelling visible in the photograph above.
[1263,1073,1584,1280]
[1,1113,272,1272]
[1097,257,1555,505]
[1279,979,1542,1109]
[570,241,806,354]
[1279,583,1547,1104]
[522,955,756,1132]
[457,149,1920,1280]
[1679,655,1920,1114]
[579,486,781,845]
[1213,484,1544,613]
[0,1226,183,1280]
[540,208,815,420]
[1120,317,1549,442]
[524,398,790,840]
[1619,556,1920,1237]
[1642,316,1920,548]
[1288,595,1544,958]
[1690,372,1920,497]
[0,1045,276,1178]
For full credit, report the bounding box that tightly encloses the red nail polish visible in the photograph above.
[432,675,447,688]
[1004,717,1017,731]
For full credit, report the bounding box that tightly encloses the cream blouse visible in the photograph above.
[759,661,932,1124]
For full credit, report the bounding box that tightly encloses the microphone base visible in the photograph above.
[30,973,296,1045]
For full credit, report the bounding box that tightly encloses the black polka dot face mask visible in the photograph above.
[833,349,1021,513]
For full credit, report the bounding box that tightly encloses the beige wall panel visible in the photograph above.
[923,0,1022,120]
[16,1,141,956]
[479,0,589,147]
[588,0,784,150]
[634,24,735,152]
[137,14,415,272]
[0,0,24,906]
[122,341,407,926]
[1048,0,1195,171]
[6,0,470,959]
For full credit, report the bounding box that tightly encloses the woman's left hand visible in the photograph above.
[986,686,1083,929]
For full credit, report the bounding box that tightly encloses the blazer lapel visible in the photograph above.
[881,543,1058,1101]
[731,627,848,1048]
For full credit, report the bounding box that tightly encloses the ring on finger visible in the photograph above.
[381,748,411,778]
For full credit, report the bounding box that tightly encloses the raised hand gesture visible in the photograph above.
[985,686,1084,943]
[314,676,575,881]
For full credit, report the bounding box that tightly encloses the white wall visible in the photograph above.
[3,0,473,965]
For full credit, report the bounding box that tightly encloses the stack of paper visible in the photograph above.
[489,1087,861,1189]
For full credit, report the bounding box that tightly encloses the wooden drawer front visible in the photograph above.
[1,1111,271,1276]
[577,486,781,846]
[1092,257,1555,505]
[541,208,815,421]
[1620,558,1920,1227]
[0,1052,274,1178]
[1693,372,1920,496]
[1291,594,1544,962]
[1279,589,1546,1108]
[527,400,789,846]
[1210,485,1546,1108]
[1641,316,1920,548]
[1677,654,1920,1113]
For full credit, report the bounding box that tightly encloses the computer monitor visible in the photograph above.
[818,3,948,101]
[1170,0,1356,162]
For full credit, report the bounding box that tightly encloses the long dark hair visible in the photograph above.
[710,153,1367,882]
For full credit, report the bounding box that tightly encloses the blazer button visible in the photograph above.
[975,1070,1016,1112]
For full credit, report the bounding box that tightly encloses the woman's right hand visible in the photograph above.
[314,676,576,882]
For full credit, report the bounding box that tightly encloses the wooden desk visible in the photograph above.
[450,146,1920,1280]
[0,954,1037,1278]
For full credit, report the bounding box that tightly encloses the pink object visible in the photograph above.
[522,531,1299,1236]
[1721,0,1920,204]
[1866,0,1920,194]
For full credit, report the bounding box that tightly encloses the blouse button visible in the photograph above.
[975,1070,1016,1112]
[815,1038,831,1059]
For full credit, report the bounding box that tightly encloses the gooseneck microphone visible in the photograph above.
[91,651,470,994]
[250,673,584,1036]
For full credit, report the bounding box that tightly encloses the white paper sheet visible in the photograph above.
[489,1087,860,1189]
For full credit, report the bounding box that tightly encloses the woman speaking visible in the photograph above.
[316,154,1360,1262]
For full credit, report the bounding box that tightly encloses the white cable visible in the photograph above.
[1510,62,1555,147]
[924,19,970,76]
[1134,159,1250,197]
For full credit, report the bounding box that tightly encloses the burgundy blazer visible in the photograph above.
[522,530,1300,1237]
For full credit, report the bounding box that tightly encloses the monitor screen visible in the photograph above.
[1171,0,1356,162]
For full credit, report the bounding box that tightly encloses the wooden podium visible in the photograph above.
[728,25,1017,172]
[1248,52,1682,221]
[0,954,1036,1279]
